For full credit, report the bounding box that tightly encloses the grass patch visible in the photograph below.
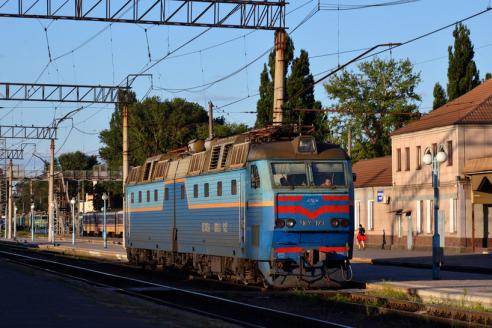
[368,283,419,303]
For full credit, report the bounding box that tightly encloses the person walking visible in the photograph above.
[356,224,366,250]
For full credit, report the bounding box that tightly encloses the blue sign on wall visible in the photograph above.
[377,190,384,202]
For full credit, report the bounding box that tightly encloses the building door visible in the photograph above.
[483,205,491,249]
[407,213,413,250]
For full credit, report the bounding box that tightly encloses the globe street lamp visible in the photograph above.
[70,198,76,246]
[102,193,108,249]
[423,144,447,280]
[30,203,35,242]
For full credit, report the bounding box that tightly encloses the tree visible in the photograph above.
[447,23,480,101]
[324,58,421,161]
[432,83,448,110]
[57,151,98,171]
[285,49,323,127]
[485,73,492,81]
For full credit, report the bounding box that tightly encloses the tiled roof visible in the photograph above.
[392,79,492,136]
[352,156,392,188]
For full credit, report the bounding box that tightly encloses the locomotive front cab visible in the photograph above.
[248,136,354,287]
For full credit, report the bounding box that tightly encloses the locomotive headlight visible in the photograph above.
[331,218,340,228]
[285,218,296,228]
[275,219,286,229]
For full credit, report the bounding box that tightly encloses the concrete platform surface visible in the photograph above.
[2,236,127,261]
[353,248,492,273]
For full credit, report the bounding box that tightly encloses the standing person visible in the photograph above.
[356,224,366,250]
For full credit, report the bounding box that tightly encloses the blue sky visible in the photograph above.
[1,0,491,171]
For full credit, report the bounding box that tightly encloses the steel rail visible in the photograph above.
[0,248,351,328]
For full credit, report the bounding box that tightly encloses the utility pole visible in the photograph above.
[208,101,214,139]
[7,159,12,239]
[122,102,129,248]
[48,139,55,243]
[272,29,287,126]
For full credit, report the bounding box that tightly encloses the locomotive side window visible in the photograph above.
[180,185,185,199]
[250,165,260,188]
[154,189,158,201]
[312,162,346,187]
[146,190,150,202]
[165,188,169,201]
[217,181,222,196]
[204,183,209,197]
[231,180,237,195]
[193,184,198,198]
[138,191,142,203]
[130,192,134,204]
[271,163,308,187]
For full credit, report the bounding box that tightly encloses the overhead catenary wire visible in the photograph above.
[218,6,492,113]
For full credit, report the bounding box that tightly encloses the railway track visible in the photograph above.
[0,243,350,328]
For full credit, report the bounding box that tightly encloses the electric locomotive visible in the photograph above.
[126,127,354,287]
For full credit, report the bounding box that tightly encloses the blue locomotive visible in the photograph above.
[126,128,354,287]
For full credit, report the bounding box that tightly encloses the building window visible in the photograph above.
[367,200,374,230]
[154,189,158,202]
[217,181,222,196]
[165,188,169,201]
[180,185,185,200]
[416,146,422,170]
[204,183,209,197]
[193,184,198,198]
[416,200,423,233]
[146,190,150,202]
[396,148,402,172]
[449,198,457,233]
[130,192,134,204]
[405,147,410,171]
[138,191,142,203]
[231,180,237,195]
[447,140,453,166]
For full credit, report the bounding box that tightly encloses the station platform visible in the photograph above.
[2,236,127,262]
[353,248,492,307]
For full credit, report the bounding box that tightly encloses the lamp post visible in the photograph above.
[102,193,108,248]
[70,198,76,246]
[423,144,447,280]
[30,204,35,242]
[13,206,17,239]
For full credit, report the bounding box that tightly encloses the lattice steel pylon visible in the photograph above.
[0,0,286,30]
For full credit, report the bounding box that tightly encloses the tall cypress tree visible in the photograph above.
[447,23,480,101]
[286,49,321,126]
[432,82,447,110]
[255,64,274,127]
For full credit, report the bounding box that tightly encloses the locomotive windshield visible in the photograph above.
[312,162,346,187]
[271,163,308,187]
[271,161,347,188]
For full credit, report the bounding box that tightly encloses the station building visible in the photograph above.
[353,79,492,253]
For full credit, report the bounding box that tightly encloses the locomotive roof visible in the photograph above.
[127,127,349,185]
[248,140,349,161]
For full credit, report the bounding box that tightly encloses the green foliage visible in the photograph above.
[324,58,421,161]
[57,151,98,171]
[447,23,480,101]
[285,49,325,130]
[485,72,492,81]
[432,82,448,110]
